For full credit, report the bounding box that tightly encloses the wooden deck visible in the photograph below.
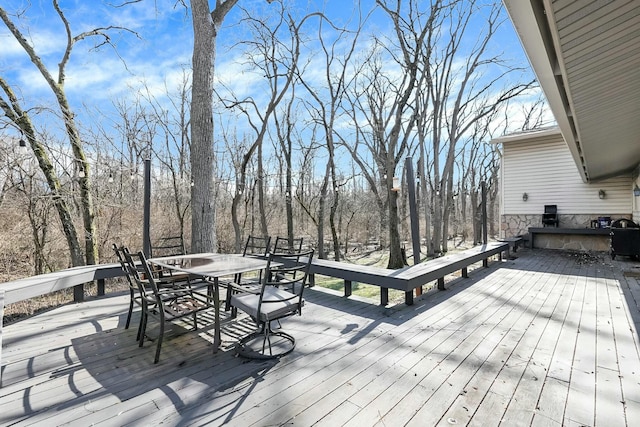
[2,249,640,426]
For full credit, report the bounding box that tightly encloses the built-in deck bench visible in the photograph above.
[498,236,524,257]
[308,242,509,306]
[0,263,125,307]
[0,263,126,386]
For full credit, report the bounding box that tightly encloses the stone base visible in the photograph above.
[501,214,629,239]
[532,234,610,252]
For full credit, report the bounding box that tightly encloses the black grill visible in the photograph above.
[610,219,640,260]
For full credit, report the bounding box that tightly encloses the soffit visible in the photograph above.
[504,0,640,182]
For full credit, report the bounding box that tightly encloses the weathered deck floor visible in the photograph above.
[1,249,640,426]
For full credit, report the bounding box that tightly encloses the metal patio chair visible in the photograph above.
[273,236,303,254]
[224,235,272,314]
[124,250,215,364]
[113,244,155,342]
[230,249,314,359]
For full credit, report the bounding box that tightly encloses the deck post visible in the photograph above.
[73,284,84,302]
[97,279,105,296]
[344,280,352,297]
[405,157,422,299]
[481,181,487,244]
[143,158,151,257]
[462,267,468,278]
[405,290,413,305]
[437,277,445,290]
[380,287,389,306]
[405,157,421,265]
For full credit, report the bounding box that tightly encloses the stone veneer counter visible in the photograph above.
[528,227,611,251]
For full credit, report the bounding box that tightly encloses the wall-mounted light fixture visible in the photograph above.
[522,192,528,202]
[634,185,640,197]
[598,189,606,199]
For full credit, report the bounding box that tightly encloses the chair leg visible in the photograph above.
[154,314,165,364]
[136,314,144,343]
[139,308,148,348]
[125,290,134,330]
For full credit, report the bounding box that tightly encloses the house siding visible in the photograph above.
[498,130,632,240]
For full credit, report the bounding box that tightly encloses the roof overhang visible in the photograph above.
[503,0,640,182]
[491,126,561,145]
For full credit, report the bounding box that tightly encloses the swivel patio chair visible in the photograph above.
[124,250,215,364]
[230,249,314,359]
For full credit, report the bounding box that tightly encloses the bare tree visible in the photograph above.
[189,0,229,253]
[0,2,138,266]
[423,0,534,253]
[342,0,440,269]
[298,11,365,261]
[218,5,310,251]
[273,88,300,250]
[138,77,193,243]
[189,0,276,253]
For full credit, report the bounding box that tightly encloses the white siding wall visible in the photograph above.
[501,132,632,216]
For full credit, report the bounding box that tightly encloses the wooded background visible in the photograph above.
[0,0,551,278]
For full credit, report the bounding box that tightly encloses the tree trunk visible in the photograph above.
[329,187,341,261]
[387,187,404,268]
[317,163,330,259]
[190,0,235,253]
[257,142,268,238]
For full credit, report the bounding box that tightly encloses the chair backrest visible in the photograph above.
[121,248,156,302]
[113,243,137,293]
[151,236,186,258]
[273,236,303,254]
[259,250,315,316]
[544,205,557,214]
[243,235,271,256]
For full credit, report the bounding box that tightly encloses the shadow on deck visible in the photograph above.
[2,249,639,426]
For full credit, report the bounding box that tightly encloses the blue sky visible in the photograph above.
[0,0,552,164]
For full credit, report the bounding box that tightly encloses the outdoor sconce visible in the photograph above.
[634,185,640,197]
[598,189,606,199]
[522,192,528,202]
[391,176,401,192]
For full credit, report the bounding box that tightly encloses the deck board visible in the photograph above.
[1,249,640,426]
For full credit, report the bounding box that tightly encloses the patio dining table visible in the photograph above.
[147,253,271,351]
